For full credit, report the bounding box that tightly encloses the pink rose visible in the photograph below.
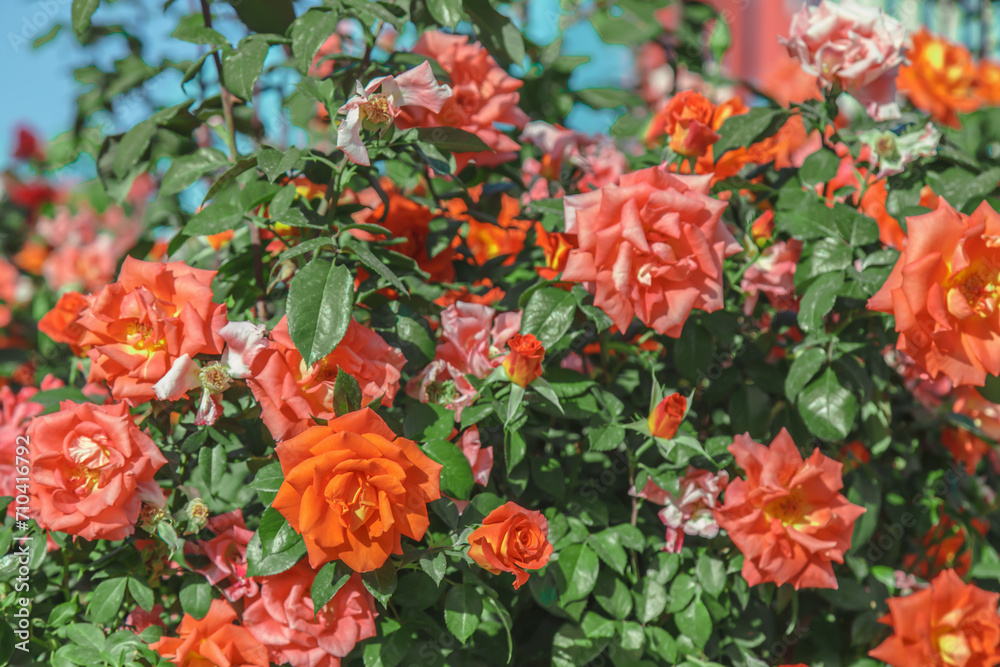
[396,31,529,169]
[561,166,740,336]
[782,0,906,120]
[190,510,257,602]
[740,240,803,315]
[0,375,64,511]
[436,302,521,378]
[405,358,478,420]
[243,563,377,667]
[458,425,493,487]
[27,401,167,541]
[631,467,728,553]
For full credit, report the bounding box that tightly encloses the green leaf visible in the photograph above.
[127,576,154,612]
[332,370,363,416]
[674,321,714,383]
[362,561,397,607]
[551,623,609,667]
[675,599,712,648]
[249,462,284,505]
[311,562,353,613]
[483,595,513,663]
[637,577,667,623]
[587,423,624,452]
[464,0,524,66]
[184,203,245,236]
[785,347,826,401]
[246,507,309,577]
[198,443,227,489]
[287,259,354,367]
[404,403,454,441]
[72,0,100,38]
[203,155,258,203]
[799,148,840,187]
[695,555,726,597]
[833,203,880,246]
[179,579,213,619]
[798,272,844,334]
[416,127,490,153]
[927,165,1000,211]
[575,88,642,110]
[427,0,462,28]
[344,238,408,294]
[172,13,228,45]
[421,439,475,500]
[520,287,577,348]
[555,543,600,605]
[222,38,270,100]
[594,571,633,620]
[714,108,787,160]
[87,577,127,625]
[289,9,339,74]
[420,552,447,585]
[444,585,482,645]
[589,530,627,575]
[258,146,303,182]
[113,120,156,179]
[666,573,697,613]
[66,623,104,652]
[162,148,229,195]
[799,367,858,441]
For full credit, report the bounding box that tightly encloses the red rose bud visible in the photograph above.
[649,392,686,439]
[13,125,44,162]
[503,333,545,387]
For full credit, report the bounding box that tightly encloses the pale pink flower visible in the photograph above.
[405,358,478,420]
[191,510,257,602]
[782,0,906,120]
[458,425,493,487]
[436,302,521,378]
[740,240,803,315]
[631,467,729,553]
[337,61,452,166]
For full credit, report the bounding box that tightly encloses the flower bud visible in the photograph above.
[649,392,686,439]
[503,334,545,387]
[185,499,210,534]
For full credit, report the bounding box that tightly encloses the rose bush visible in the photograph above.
[5,0,1000,666]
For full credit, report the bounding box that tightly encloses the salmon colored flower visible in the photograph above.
[337,61,452,166]
[27,401,167,541]
[38,291,91,356]
[272,409,442,571]
[247,316,404,442]
[75,257,228,403]
[741,239,802,315]
[869,569,1000,667]
[151,598,269,667]
[648,392,686,439]
[190,510,257,602]
[898,29,980,128]
[351,182,456,282]
[429,301,522,379]
[783,0,906,119]
[0,375,63,514]
[561,165,740,336]
[243,562,377,667]
[714,429,866,590]
[867,198,1000,387]
[467,502,553,589]
[457,426,493,487]
[503,333,544,387]
[396,31,529,169]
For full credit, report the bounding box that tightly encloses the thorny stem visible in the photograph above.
[200,0,237,161]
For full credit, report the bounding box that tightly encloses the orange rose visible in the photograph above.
[448,189,530,267]
[503,333,544,387]
[648,392,686,439]
[467,501,553,589]
[247,316,405,442]
[902,516,983,579]
[713,429,866,590]
[868,198,1000,387]
[151,598,268,667]
[977,60,1000,105]
[27,401,167,541]
[870,569,1000,667]
[272,409,442,572]
[76,257,228,403]
[534,223,576,281]
[38,290,91,356]
[898,29,980,128]
[646,90,743,157]
[561,165,740,336]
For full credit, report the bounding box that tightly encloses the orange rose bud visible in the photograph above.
[272,408,442,572]
[467,502,553,589]
[503,333,545,387]
[649,392,686,439]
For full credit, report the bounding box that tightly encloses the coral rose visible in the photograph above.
[151,598,269,667]
[560,165,740,336]
[190,510,257,602]
[503,333,544,387]
[76,257,227,403]
[898,29,980,128]
[869,569,1000,667]
[782,0,905,119]
[272,409,442,572]
[867,198,1000,387]
[467,502,553,589]
[27,400,166,541]
[38,291,91,356]
[243,562,377,667]
[246,316,405,442]
[713,429,866,590]
[648,392,686,439]
[396,31,529,169]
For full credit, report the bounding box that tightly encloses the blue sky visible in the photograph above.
[0,0,630,160]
